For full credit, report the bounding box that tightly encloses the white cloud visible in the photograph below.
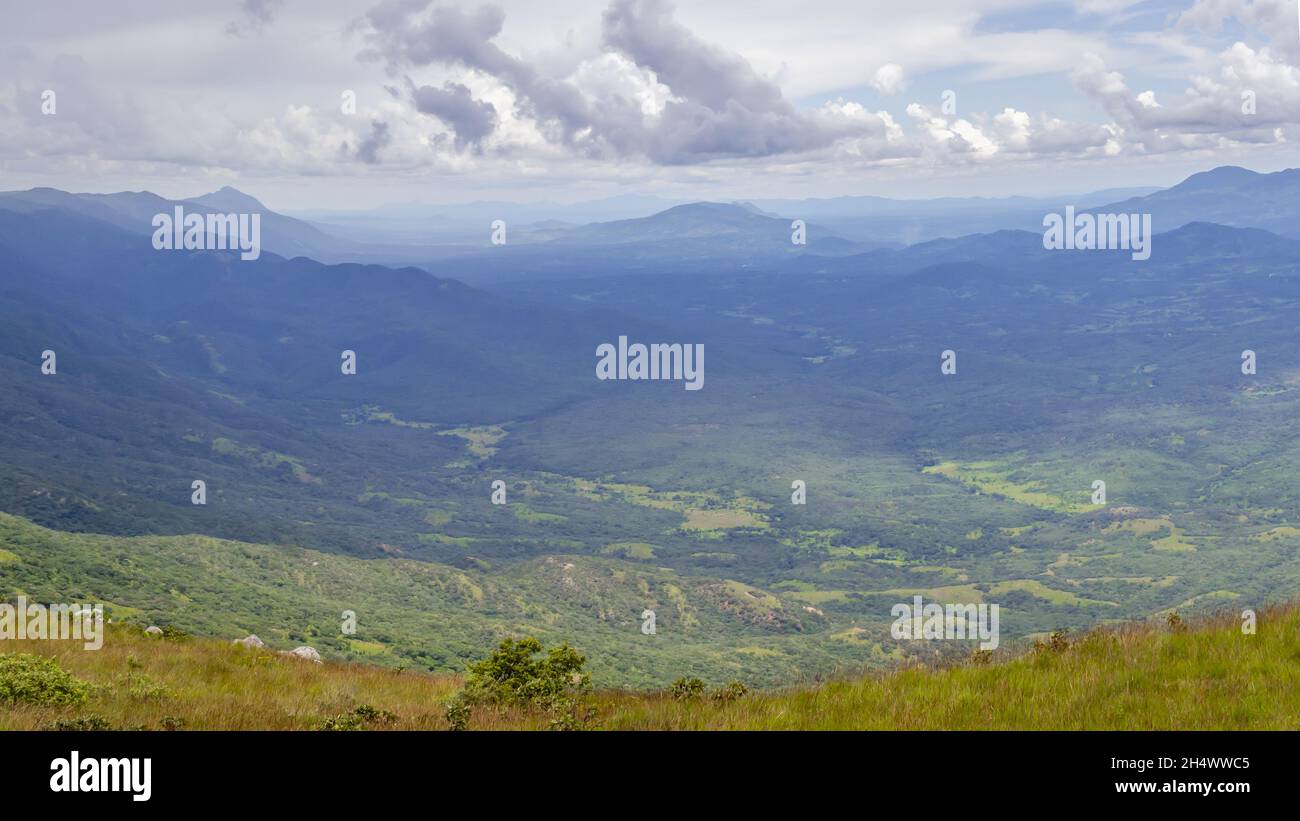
[871,63,905,96]
[1073,43,1300,154]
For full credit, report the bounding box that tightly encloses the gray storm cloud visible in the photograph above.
[358,0,879,163]
[359,1,597,146]
[600,0,866,162]
[353,119,392,163]
[410,81,498,150]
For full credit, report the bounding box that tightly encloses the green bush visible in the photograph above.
[117,670,169,701]
[443,693,471,731]
[462,637,590,707]
[710,681,749,703]
[0,653,90,707]
[318,704,397,731]
[1034,630,1069,654]
[49,714,112,731]
[547,699,600,731]
[669,676,706,700]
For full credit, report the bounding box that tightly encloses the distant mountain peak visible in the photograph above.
[664,201,745,212]
[730,200,782,218]
[1174,165,1259,190]
[190,185,267,212]
[649,201,771,220]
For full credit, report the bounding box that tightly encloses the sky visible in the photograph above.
[3,0,1300,210]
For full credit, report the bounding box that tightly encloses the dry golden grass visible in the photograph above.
[3,603,1298,730]
[1,628,459,730]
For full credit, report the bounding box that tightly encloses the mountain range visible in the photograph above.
[5,165,1297,281]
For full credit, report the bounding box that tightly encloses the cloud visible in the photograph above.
[1075,0,1145,13]
[900,99,1115,164]
[410,81,498,150]
[0,47,413,178]
[225,0,285,37]
[346,0,1160,169]
[354,119,392,163]
[4,0,1300,197]
[871,63,905,96]
[1178,1,1300,62]
[1073,46,1299,152]
[600,0,784,116]
[597,0,840,161]
[355,0,892,164]
[358,1,598,148]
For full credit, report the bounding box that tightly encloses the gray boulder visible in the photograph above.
[233,634,265,649]
[283,645,322,663]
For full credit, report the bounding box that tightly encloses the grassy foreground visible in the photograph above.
[2,603,1298,730]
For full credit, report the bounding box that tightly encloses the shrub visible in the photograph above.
[670,677,706,700]
[462,637,590,707]
[117,670,169,701]
[444,694,471,731]
[1035,630,1069,654]
[318,704,397,731]
[351,704,397,725]
[160,715,186,731]
[547,698,600,731]
[318,713,363,731]
[49,714,112,731]
[0,654,89,707]
[710,681,749,703]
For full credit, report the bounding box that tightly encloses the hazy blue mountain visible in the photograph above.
[746,186,1164,244]
[543,202,851,250]
[0,185,359,261]
[290,194,686,246]
[0,185,499,268]
[0,204,639,420]
[418,202,884,285]
[190,185,273,213]
[0,200,714,556]
[749,188,1158,220]
[290,185,1165,249]
[1093,166,1300,237]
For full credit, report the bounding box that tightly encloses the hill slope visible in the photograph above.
[1,602,1294,730]
[0,511,864,688]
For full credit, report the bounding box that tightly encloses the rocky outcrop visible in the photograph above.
[283,645,322,663]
